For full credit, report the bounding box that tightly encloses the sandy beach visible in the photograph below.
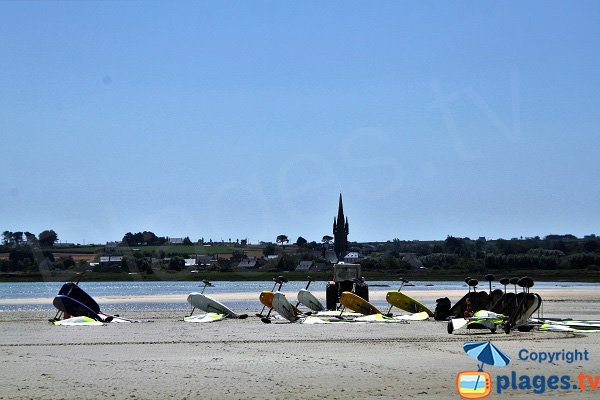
[1,288,600,399]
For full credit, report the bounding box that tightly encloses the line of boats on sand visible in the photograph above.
[49,272,600,333]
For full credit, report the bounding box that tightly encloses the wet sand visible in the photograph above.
[1,288,599,399]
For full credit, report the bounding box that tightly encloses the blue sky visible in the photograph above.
[2,1,599,244]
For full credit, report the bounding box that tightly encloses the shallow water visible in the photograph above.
[2,279,597,299]
[1,280,597,313]
[2,279,599,312]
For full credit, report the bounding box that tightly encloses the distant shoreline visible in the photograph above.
[3,287,600,307]
[1,270,598,283]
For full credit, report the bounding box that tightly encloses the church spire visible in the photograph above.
[333,193,349,260]
[337,193,344,223]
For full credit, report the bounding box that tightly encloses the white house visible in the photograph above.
[100,256,123,264]
[185,259,198,267]
[238,257,257,268]
[343,252,361,263]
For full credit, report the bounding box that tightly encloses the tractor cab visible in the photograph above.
[326,262,369,310]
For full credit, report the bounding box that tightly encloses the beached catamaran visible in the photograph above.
[444,275,542,334]
[186,279,248,322]
[50,275,141,325]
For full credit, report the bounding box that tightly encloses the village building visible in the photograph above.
[238,257,258,269]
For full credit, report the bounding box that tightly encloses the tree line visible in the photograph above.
[362,235,600,273]
[2,230,58,247]
[1,230,62,273]
[2,228,600,276]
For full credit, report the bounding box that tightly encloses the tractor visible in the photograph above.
[325,262,369,310]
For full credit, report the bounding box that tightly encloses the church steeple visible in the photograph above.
[333,193,349,260]
[337,194,345,222]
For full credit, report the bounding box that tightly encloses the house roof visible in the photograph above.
[295,260,315,271]
[238,258,257,268]
[100,256,123,263]
[324,249,339,263]
[196,255,214,264]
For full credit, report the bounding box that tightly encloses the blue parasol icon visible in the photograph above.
[464,341,511,370]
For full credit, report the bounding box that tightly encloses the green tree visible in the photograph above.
[142,231,159,245]
[122,231,167,246]
[295,236,308,247]
[24,232,37,245]
[11,232,24,246]
[60,257,76,270]
[263,243,277,256]
[217,258,233,272]
[2,231,13,246]
[167,257,185,271]
[8,247,35,271]
[275,253,297,271]
[38,230,58,247]
[276,235,289,248]
[122,232,136,245]
[139,259,153,274]
[444,236,464,254]
[230,250,246,262]
[583,237,600,253]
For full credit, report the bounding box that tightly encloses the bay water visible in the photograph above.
[0,280,596,313]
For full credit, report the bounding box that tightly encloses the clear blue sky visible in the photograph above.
[2,1,599,244]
